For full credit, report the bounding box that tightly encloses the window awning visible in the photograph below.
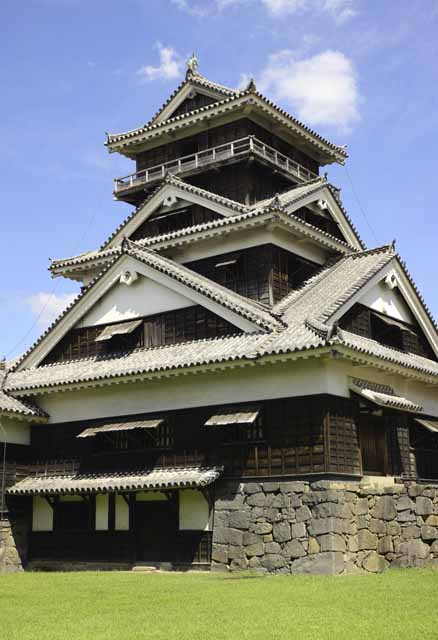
[350,383,423,414]
[77,419,163,439]
[95,319,143,342]
[415,418,438,433]
[205,405,261,426]
[6,466,224,496]
[371,311,416,335]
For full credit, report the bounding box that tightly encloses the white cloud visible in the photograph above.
[137,43,184,82]
[27,292,76,328]
[261,0,356,21]
[171,0,356,22]
[258,49,360,130]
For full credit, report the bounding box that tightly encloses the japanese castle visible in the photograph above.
[1,57,438,575]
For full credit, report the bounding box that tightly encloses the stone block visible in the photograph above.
[399,538,430,561]
[377,536,394,554]
[272,494,290,509]
[211,545,228,564]
[243,531,262,546]
[421,526,438,541]
[228,528,244,547]
[273,522,291,543]
[369,519,386,535]
[358,529,378,551]
[245,543,264,557]
[295,506,312,522]
[279,482,307,494]
[362,552,388,573]
[308,537,320,555]
[416,497,433,516]
[396,496,414,511]
[213,527,229,544]
[408,485,424,498]
[263,534,273,542]
[264,508,281,523]
[291,523,306,539]
[348,536,359,553]
[265,541,282,554]
[230,557,249,571]
[386,522,401,536]
[263,483,279,493]
[229,511,251,530]
[317,534,346,552]
[308,517,345,536]
[228,545,245,560]
[312,502,349,519]
[254,522,272,535]
[398,510,416,523]
[283,540,306,559]
[357,516,369,530]
[354,498,369,516]
[213,511,230,528]
[215,495,245,511]
[246,493,266,507]
[401,525,420,540]
[262,554,286,571]
[291,552,344,575]
[425,515,438,526]
[243,483,262,495]
[371,496,397,521]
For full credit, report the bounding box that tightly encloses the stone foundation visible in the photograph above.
[211,480,438,574]
[0,516,27,573]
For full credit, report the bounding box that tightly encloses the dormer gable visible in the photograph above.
[17,244,282,371]
[336,263,438,361]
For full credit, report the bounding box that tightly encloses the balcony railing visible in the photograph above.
[114,136,318,195]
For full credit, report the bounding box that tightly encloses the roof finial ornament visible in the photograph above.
[186,53,200,78]
[273,192,281,208]
[246,77,257,92]
[390,238,397,252]
[323,171,328,182]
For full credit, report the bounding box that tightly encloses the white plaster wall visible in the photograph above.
[136,491,167,501]
[78,276,193,327]
[38,359,332,424]
[32,496,53,532]
[359,281,414,323]
[115,495,130,530]
[0,418,30,445]
[166,227,327,266]
[95,494,109,531]
[179,490,210,531]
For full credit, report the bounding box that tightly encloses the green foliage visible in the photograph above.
[1,569,437,640]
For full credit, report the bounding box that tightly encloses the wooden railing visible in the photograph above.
[114,136,318,194]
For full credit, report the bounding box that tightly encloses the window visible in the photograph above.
[222,416,265,444]
[96,422,174,452]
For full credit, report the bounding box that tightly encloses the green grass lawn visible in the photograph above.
[1,569,438,640]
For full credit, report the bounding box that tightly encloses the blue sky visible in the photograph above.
[1,0,437,359]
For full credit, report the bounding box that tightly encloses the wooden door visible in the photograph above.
[134,500,177,562]
[359,416,387,475]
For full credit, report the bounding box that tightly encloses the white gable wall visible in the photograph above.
[359,281,414,323]
[77,275,194,327]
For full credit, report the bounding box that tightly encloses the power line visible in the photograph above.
[5,203,101,359]
[344,165,380,245]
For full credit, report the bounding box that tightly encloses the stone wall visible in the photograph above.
[211,480,438,574]
[0,516,27,573]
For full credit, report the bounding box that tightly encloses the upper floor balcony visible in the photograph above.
[113,136,319,202]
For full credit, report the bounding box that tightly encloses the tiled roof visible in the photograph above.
[100,173,248,251]
[7,245,438,395]
[6,465,223,495]
[50,177,359,277]
[146,72,238,127]
[107,88,348,161]
[13,240,282,374]
[0,367,47,419]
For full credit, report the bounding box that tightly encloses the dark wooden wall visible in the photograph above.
[339,303,436,360]
[136,118,319,176]
[130,205,222,240]
[187,244,319,306]
[42,305,241,365]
